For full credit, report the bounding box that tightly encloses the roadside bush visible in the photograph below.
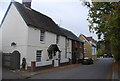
[22,57,26,69]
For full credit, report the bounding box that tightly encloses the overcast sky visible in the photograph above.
[0,0,98,40]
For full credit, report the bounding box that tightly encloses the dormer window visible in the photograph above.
[40,30,45,41]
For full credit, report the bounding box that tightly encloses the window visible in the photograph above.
[84,48,87,53]
[74,41,77,47]
[56,35,60,44]
[65,38,69,47]
[40,30,45,41]
[80,43,82,48]
[65,38,69,58]
[67,39,69,47]
[36,50,42,62]
[83,40,87,45]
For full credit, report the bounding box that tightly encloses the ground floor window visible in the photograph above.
[65,52,67,58]
[36,50,42,62]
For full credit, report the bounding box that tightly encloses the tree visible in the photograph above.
[83,1,120,61]
[97,49,102,58]
[97,40,105,56]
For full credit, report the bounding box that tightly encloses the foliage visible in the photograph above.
[22,57,26,69]
[83,1,120,61]
[97,49,102,58]
[46,58,50,61]
[56,58,59,60]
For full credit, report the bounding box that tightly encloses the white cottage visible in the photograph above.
[1,1,74,69]
[0,28,1,51]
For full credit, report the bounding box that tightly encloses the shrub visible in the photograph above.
[22,57,26,69]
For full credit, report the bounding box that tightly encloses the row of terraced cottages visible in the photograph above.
[1,1,84,70]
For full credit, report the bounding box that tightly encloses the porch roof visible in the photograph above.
[47,44,60,52]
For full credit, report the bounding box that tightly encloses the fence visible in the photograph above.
[60,58,69,63]
[2,51,20,70]
[28,60,52,67]
[28,58,69,67]
[2,53,11,68]
[36,60,52,67]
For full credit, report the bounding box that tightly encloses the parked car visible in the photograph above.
[82,57,93,65]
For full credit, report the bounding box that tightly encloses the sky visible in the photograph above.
[0,0,98,40]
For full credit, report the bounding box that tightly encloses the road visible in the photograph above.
[30,58,113,79]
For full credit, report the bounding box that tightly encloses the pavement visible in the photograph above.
[2,68,24,79]
[112,61,120,81]
[2,63,81,79]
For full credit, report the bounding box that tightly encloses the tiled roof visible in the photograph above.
[80,34,97,45]
[13,2,82,42]
[60,28,81,42]
[13,2,64,35]
[86,37,92,41]
[2,1,82,42]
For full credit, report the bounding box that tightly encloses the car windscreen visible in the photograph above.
[84,57,90,59]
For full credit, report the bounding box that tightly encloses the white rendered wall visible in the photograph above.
[0,30,1,79]
[2,4,28,64]
[58,36,66,59]
[27,26,68,62]
[0,28,2,51]
[68,40,72,59]
[1,3,71,66]
[27,27,56,62]
[92,47,97,60]
[92,47,94,55]
[92,47,97,56]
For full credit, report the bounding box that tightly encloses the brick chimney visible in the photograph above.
[22,0,32,8]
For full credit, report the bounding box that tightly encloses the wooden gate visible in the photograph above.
[2,51,20,70]
[11,51,20,70]
[2,53,11,68]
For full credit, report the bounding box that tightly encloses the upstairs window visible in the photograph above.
[67,39,69,47]
[65,38,69,48]
[80,43,82,48]
[56,35,60,44]
[40,30,45,41]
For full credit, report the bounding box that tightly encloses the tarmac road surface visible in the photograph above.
[30,58,113,79]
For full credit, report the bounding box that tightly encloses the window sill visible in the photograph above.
[40,41,45,44]
[56,44,60,46]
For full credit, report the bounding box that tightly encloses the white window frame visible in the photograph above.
[36,50,42,62]
[56,35,60,44]
[65,38,69,58]
[40,30,45,42]
[67,39,69,47]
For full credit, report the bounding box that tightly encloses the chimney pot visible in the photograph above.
[22,0,32,8]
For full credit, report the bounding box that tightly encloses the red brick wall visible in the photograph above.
[80,42,84,59]
[72,41,84,59]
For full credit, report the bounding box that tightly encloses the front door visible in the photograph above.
[11,51,20,70]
